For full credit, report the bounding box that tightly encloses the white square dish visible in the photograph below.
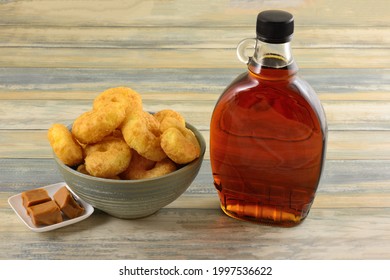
[8,182,94,232]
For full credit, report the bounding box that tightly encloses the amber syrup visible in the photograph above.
[210,60,327,226]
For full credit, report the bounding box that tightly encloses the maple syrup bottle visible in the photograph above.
[210,10,327,226]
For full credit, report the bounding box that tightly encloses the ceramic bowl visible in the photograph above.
[53,123,206,219]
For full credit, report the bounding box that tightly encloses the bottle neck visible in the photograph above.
[248,40,297,77]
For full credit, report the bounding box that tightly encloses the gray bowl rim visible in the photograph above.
[54,122,206,186]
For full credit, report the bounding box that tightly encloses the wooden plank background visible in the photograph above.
[0,0,389,260]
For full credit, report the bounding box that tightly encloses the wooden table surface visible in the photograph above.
[1,0,389,260]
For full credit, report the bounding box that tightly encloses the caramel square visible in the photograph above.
[21,188,51,209]
[27,200,63,226]
[53,186,84,219]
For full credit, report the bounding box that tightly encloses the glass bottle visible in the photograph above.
[210,10,327,226]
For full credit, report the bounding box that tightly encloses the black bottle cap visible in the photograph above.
[256,10,294,43]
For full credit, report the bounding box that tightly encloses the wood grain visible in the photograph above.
[1,26,389,48]
[0,68,390,102]
[2,207,390,260]
[1,47,389,69]
[0,0,388,27]
[2,159,390,199]
[0,0,389,260]
[1,99,389,130]
[1,68,389,100]
[1,130,390,160]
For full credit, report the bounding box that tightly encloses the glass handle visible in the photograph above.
[236,38,257,64]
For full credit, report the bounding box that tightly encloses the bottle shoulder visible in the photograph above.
[214,71,327,137]
[220,70,320,99]
[219,70,305,100]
